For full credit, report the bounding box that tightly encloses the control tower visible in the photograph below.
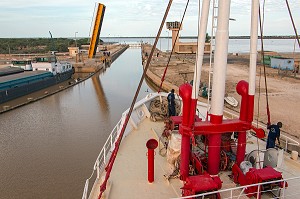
[166,21,182,49]
[166,21,210,54]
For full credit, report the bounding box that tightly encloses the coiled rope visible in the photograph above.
[149,97,181,122]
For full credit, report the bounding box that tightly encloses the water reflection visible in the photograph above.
[91,73,110,117]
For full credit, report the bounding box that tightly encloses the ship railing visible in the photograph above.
[82,119,123,199]
[172,176,300,199]
[223,109,299,152]
[82,93,161,199]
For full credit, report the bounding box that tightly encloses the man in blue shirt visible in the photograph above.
[266,122,282,149]
[167,89,176,116]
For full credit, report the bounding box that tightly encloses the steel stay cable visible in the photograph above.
[158,0,190,93]
[194,0,205,105]
[256,0,265,129]
[285,0,300,49]
[89,3,97,40]
[256,0,267,168]
[258,0,271,127]
[97,0,174,198]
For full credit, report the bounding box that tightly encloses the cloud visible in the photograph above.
[0,0,299,37]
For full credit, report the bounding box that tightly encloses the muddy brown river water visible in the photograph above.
[0,48,153,198]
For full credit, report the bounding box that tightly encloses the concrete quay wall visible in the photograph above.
[142,44,179,93]
[73,44,129,73]
[143,64,179,93]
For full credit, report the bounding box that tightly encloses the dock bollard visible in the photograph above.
[146,139,158,183]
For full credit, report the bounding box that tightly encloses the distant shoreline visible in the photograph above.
[0,36,298,39]
[101,36,298,39]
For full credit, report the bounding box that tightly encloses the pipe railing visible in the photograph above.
[82,119,122,199]
[94,123,119,174]
[82,93,163,198]
[223,109,299,152]
[172,176,300,199]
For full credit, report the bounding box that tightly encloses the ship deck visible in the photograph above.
[90,118,183,199]
[90,117,300,199]
[0,70,51,83]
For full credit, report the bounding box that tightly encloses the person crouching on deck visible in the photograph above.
[266,122,282,149]
[167,89,176,117]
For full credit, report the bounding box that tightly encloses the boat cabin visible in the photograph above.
[11,59,32,71]
[32,55,73,75]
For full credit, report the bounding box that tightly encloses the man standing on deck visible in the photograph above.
[168,89,176,117]
[266,122,282,149]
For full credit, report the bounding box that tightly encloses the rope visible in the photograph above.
[258,1,271,127]
[89,3,97,42]
[256,1,267,167]
[158,0,190,93]
[149,99,168,121]
[149,98,181,121]
[256,55,262,128]
[256,1,266,128]
[285,0,300,49]
[97,1,174,198]
[207,0,218,114]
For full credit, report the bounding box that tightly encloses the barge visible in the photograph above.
[11,59,33,71]
[0,54,74,104]
[0,66,24,77]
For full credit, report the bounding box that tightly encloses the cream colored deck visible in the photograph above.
[89,118,300,199]
[246,134,300,176]
[217,134,300,198]
[98,118,182,199]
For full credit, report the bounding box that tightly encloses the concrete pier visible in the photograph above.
[73,44,129,73]
[141,43,196,93]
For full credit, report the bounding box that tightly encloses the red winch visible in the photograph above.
[182,174,222,198]
[232,164,287,198]
[175,81,265,198]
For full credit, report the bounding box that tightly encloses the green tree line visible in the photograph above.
[0,38,91,54]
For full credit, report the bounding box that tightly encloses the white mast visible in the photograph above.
[192,0,211,99]
[210,0,231,116]
[249,0,259,96]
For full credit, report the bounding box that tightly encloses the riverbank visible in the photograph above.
[0,44,129,113]
[142,43,300,146]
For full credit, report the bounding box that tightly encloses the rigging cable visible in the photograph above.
[207,0,218,116]
[97,0,174,198]
[256,0,266,128]
[88,3,97,43]
[158,0,190,93]
[256,0,267,169]
[285,0,300,49]
[258,0,271,126]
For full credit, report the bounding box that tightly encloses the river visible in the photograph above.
[107,37,300,53]
[0,48,153,198]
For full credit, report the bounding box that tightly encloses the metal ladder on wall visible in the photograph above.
[207,0,218,114]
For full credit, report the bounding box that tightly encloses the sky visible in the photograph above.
[0,0,299,38]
